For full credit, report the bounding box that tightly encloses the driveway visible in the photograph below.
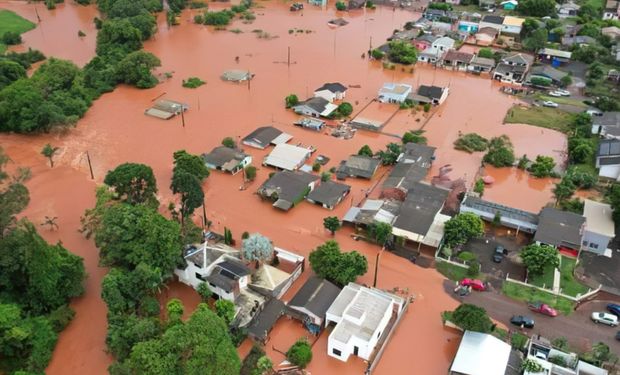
[463,237,526,281]
[444,280,620,354]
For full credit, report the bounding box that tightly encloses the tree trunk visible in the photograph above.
[48,157,54,168]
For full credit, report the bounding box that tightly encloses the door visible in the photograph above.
[353,346,359,356]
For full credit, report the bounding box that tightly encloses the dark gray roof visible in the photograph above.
[219,259,251,277]
[288,276,341,317]
[443,50,474,63]
[202,146,248,168]
[461,195,539,225]
[599,156,620,165]
[338,155,380,179]
[534,207,585,249]
[296,97,330,113]
[417,85,445,100]
[482,15,505,24]
[206,267,237,293]
[561,35,597,46]
[424,8,446,16]
[595,112,620,127]
[393,182,449,235]
[315,82,347,93]
[258,170,319,203]
[243,126,283,148]
[306,181,351,207]
[598,139,620,157]
[384,143,436,190]
[402,142,436,163]
[247,298,285,341]
[495,62,527,74]
[470,56,496,68]
[529,65,568,82]
[503,53,531,66]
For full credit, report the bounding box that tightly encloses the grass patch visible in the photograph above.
[441,310,453,323]
[493,327,509,341]
[504,105,574,134]
[534,94,588,108]
[511,332,529,350]
[436,260,470,281]
[528,264,555,289]
[559,256,589,297]
[0,10,36,54]
[502,280,575,315]
[571,162,597,176]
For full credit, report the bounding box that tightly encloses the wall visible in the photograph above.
[599,164,620,180]
[582,230,611,255]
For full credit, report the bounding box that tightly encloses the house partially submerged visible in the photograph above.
[263,144,313,171]
[306,180,351,209]
[383,143,436,193]
[460,194,539,233]
[492,53,532,84]
[343,199,402,227]
[412,85,449,105]
[468,56,496,73]
[326,283,405,362]
[534,207,585,253]
[475,27,499,46]
[596,138,620,180]
[243,126,292,149]
[418,36,455,63]
[449,331,512,375]
[527,64,569,86]
[294,117,326,131]
[293,97,338,118]
[442,50,474,71]
[145,99,189,120]
[257,170,319,211]
[287,276,341,329]
[336,155,380,180]
[583,199,616,255]
[378,83,413,103]
[391,182,450,248]
[591,112,620,138]
[221,69,253,82]
[314,82,347,102]
[202,146,251,175]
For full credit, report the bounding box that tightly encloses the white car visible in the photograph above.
[542,100,559,108]
[586,109,603,117]
[555,89,570,96]
[548,91,562,97]
[591,312,619,326]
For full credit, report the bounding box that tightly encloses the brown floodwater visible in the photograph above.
[0,1,567,374]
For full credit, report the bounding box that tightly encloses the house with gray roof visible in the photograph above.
[413,85,450,105]
[479,15,505,32]
[534,207,585,251]
[561,35,597,47]
[583,199,615,255]
[596,139,620,180]
[383,143,436,192]
[527,64,569,86]
[287,276,341,327]
[343,199,402,227]
[257,170,319,211]
[202,146,251,175]
[314,82,347,102]
[243,126,293,149]
[592,112,620,138]
[460,194,539,233]
[442,49,474,71]
[493,53,532,84]
[336,155,381,180]
[293,97,338,118]
[468,56,496,73]
[306,180,351,209]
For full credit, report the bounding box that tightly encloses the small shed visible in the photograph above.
[145,99,188,120]
[221,70,254,82]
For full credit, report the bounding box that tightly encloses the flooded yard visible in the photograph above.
[0,1,567,373]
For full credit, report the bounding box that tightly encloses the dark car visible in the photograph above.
[607,303,620,317]
[492,245,505,263]
[290,2,304,11]
[510,315,535,328]
[616,331,620,341]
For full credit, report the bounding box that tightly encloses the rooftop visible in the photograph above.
[461,195,539,225]
[184,242,240,269]
[534,207,585,248]
[264,143,312,171]
[338,155,380,179]
[417,85,445,100]
[288,276,341,317]
[306,180,351,207]
[392,182,449,236]
[221,69,253,81]
[258,170,319,205]
[242,126,292,149]
[539,48,572,59]
[477,27,499,37]
[598,139,620,157]
[471,56,496,67]
[481,15,505,24]
[595,112,620,128]
[379,83,413,96]
[450,331,512,375]
[529,64,568,81]
[315,82,347,93]
[202,146,249,169]
[584,199,615,238]
[294,97,337,116]
[502,15,524,26]
[443,50,474,63]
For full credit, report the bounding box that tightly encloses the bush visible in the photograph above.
[336,102,353,117]
[203,10,234,26]
[528,155,556,178]
[371,49,385,60]
[423,103,431,112]
[483,135,515,167]
[474,179,484,196]
[321,172,331,182]
[517,154,530,170]
[454,133,488,153]
[287,338,313,368]
[402,130,426,145]
[530,77,551,87]
[467,261,480,277]
[358,145,373,157]
[182,77,205,88]
[285,94,299,108]
[312,162,321,172]
[387,40,418,65]
[47,305,75,332]
[222,137,236,148]
[452,304,493,333]
[335,1,347,10]
[478,48,494,59]
[458,251,477,262]
[2,31,22,45]
[244,165,257,181]
[194,14,204,23]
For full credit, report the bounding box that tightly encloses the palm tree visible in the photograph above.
[41,144,60,168]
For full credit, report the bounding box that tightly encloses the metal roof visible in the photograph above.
[461,195,539,225]
[306,181,351,207]
[450,331,511,375]
[243,126,287,149]
[598,139,620,157]
[534,207,585,248]
[392,182,449,236]
[584,199,615,237]
[288,276,341,317]
[264,144,312,171]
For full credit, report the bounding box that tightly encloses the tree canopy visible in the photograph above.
[387,40,418,65]
[358,145,373,157]
[171,150,209,220]
[443,213,484,248]
[242,233,274,262]
[520,243,559,276]
[115,50,161,89]
[309,240,368,286]
[483,135,515,167]
[323,216,341,235]
[517,0,556,17]
[104,162,158,205]
[528,155,556,178]
[451,303,493,333]
[287,338,313,368]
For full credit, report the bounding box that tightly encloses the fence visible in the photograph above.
[505,274,601,302]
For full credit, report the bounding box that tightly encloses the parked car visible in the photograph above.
[548,91,562,97]
[555,89,570,96]
[492,245,505,263]
[607,303,620,316]
[528,302,558,317]
[592,312,619,326]
[460,278,486,291]
[586,109,603,116]
[510,315,535,328]
[290,2,303,11]
[543,100,559,108]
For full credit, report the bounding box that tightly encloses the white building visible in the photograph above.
[325,283,404,362]
[449,331,511,375]
[378,83,413,103]
[263,143,313,171]
[314,82,348,102]
[583,200,616,255]
[526,336,608,375]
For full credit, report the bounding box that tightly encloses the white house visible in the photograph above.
[263,143,313,171]
[293,97,338,118]
[314,82,348,102]
[418,36,455,63]
[325,283,404,362]
[202,146,252,175]
[501,16,524,35]
[378,83,413,103]
[583,199,616,255]
[603,0,619,20]
[450,331,512,375]
[596,139,620,180]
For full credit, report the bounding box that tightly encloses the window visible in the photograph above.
[590,243,599,249]
[582,240,588,246]
[377,331,382,338]
[209,282,216,288]
[332,349,342,356]
[195,273,206,281]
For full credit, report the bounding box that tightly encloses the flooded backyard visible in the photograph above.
[0,1,567,373]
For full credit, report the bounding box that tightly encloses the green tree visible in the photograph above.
[171,150,209,220]
[222,137,236,148]
[568,138,594,164]
[581,342,616,367]
[115,50,161,89]
[520,17,540,39]
[521,358,544,373]
[378,142,401,166]
[215,299,236,325]
[287,338,313,368]
[368,221,392,245]
[253,356,273,375]
[197,282,212,302]
[443,213,484,248]
[95,19,143,56]
[104,163,158,205]
[358,145,373,157]
[173,150,209,182]
[242,233,273,262]
[40,144,60,168]
[387,40,418,65]
[166,298,184,324]
[453,133,488,153]
[0,60,26,90]
[451,303,493,333]
[402,130,427,145]
[483,135,515,167]
[285,94,299,108]
[520,243,560,276]
[106,314,161,361]
[517,154,529,170]
[528,155,556,178]
[335,1,346,10]
[371,48,385,60]
[474,179,484,196]
[336,102,353,117]
[321,172,331,182]
[0,148,30,237]
[245,165,257,181]
[309,240,368,286]
[1,31,22,45]
[553,178,576,204]
[323,216,341,235]
[523,28,548,52]
[202,10,234,26]
[477,48,494,59]
[518,0,556,16]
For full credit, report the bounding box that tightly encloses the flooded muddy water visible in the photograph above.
[0,1,566,373]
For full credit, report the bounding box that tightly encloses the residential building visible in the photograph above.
[392,182,450,248]
[492,53,532,84]
[383,143,436,192]
[468,56,496,73]
[458,20,480,34]
[561,35,597,47]
[423,8,448,21]
[326,283,405,362]
[557,1,580,17]
[293,97,338,118]
[525,336,608,375]
[336,155,381,179]
[412,33,439,51]
[501,15,524,35]
[243,126,293,149]
[479,0,496,10]
[378,83,413,103]
[202,146,251,175]
[602,26,620,39]
[257,170,319,211]
[388,29,419,42]
[603,0,619,20]
[294,117,325,131]
[479,15,505,32]
[460,194,539,233]
[314,82,348,102]
[583,199,615,255]
[263,143,312,171]
[534,207,585,252]
[308,0,327,6]
[500,0,518,10]
[527,64,569,86]
[412,85,450,105]
[475,27,499,46]
[342,199,402,227]
[431,21,454,34]
[419,36,456,63]
[596,139,620,180]
[537,48,572,65]
[592,112,620,138]
[449,331,512,375]
[175,242,243,294]
[145,99,189,120]
[442,50,474,71]
[306,180,351,209]
[287,276,341,328]
[221,69,253,82]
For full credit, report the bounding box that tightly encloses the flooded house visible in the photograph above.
[591,112,620,137]
[343,199,402,227]
[412,85,450,105]
[460,194,539,234]
[561,35,597,47]
[602,26,620,39]
[313,82,348,102]
[263,143,313,171]
[202,146,251,175]
[582,199,616,255]
[449,331,512,375]
[378,83,413,103]
[500,16,525,44]
[492,53,532,84]
[596,139,620,180]
[144,99,189,120]
[336,155,381,180]
[257,170,319,211]
[286,276,342,330]
[412,33,439,51]
[292,97,338,118]
[175,242,243,294]
[526,65,569,86]
[221,69,253,82]
[325,283,405,362]
[534,207,585,255]
[422,8,448,22]
[293,117,326,131]
[537,48,572,66]
[242,126,293,149]
[306,180,351,209]
[475,27,499,46]
[382,143,436,195]
[418,36,455,63]
[468,55,496,73]
[441,50,474,71]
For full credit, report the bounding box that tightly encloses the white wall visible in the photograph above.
[583,230,611,255]
[599,164,620,180]
[314,90,336,103]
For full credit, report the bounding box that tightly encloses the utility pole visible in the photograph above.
[202,199,207,229]
[373,246,384,287]
[86,151,94,180]
[247,70,251,91]
[287,46,291,66]
[181,108,186,128]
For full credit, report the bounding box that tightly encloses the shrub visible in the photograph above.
[203,10,234,26]
[285,94,299,108]
[467,261,480,277]
[312,163,321,172]
[452,304,493,333]
[423,103,431,112]
[474,179,484,196]
[457,251,477,262]
[287,338,313,368]
[371,49,385,59]
[182,77,205,88]
[454,133,489,153]
[2,31,23,46]
[483,135,515,167]
[335,1,347,10]
[222,137,236,148]
[244,166,257,181]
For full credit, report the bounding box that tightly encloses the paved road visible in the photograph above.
[443,280,620,354]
